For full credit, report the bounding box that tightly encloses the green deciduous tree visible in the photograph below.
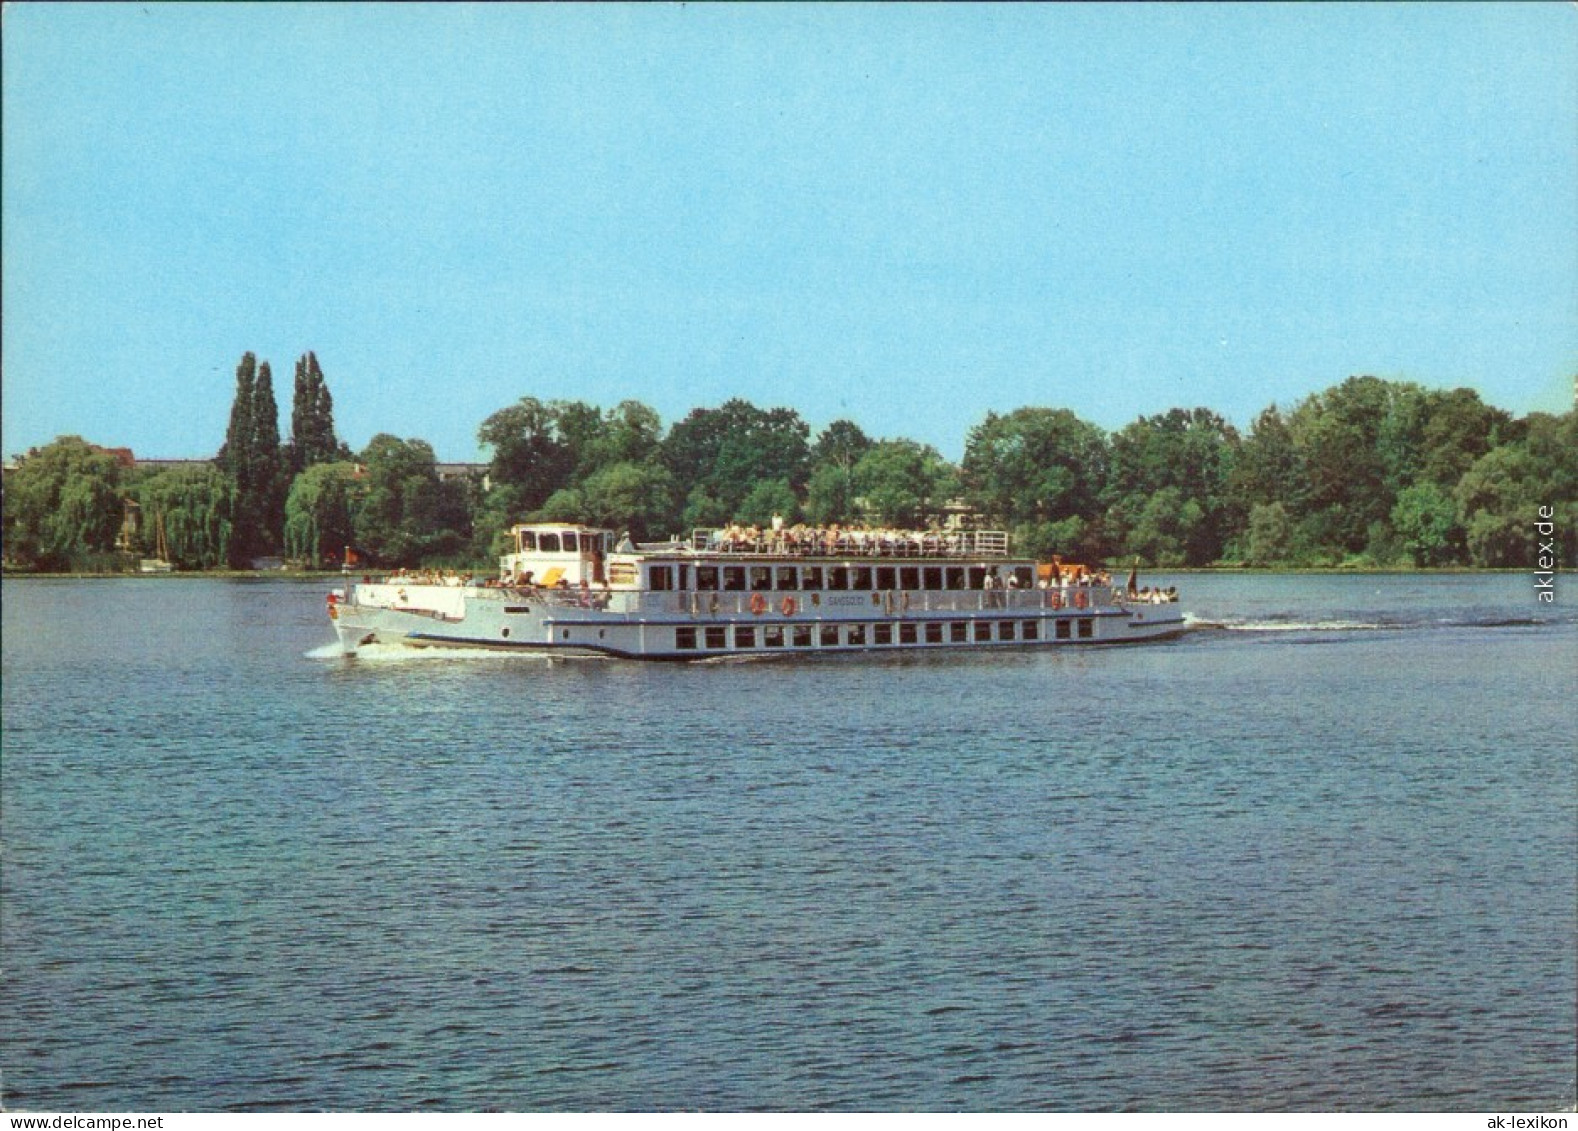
[1227,405,1306,520]
[1284,376,1397,555]
[536,461,680,543]
[477,396,576,515]
[805,420,872,525]
[961,407,1107,525]
[805,461,858,525]
[593,400,665,471]
[1390,482,1460,567]
[2,437,125,570]
[1122,487,1208,568]
[735,478,800,528]
[661,400,811,518]
[1105,407,1239,565]
[1243,501,1294,566]
[1454,410,1577,567]
[475,396,669,554]
[352,435,470,565]
[853,440,958,528]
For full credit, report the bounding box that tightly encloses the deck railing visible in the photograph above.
[499,585,1149,618]
[686,529,1011,558]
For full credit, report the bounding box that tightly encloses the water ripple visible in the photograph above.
[2,576,1574,1111]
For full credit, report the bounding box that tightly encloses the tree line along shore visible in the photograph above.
[4,351,1573,575]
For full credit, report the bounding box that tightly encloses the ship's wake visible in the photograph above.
[1184,613,1550,634]
[305,640,590,663]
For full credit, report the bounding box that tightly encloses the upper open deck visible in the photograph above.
[501,522,1016,590]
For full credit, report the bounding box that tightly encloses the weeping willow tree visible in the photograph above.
[132,465,237,569]
[283,461,360,568]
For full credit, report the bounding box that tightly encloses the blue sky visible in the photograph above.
[4,2,1574,463]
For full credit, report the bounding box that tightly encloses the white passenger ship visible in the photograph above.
[326,522,1184,658]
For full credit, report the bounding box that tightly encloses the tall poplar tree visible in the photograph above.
[217,352,257,476]
[287,350,343,474]
[217,351,286,563]
[250,359,285,553]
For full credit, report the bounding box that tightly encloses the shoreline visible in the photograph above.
[2,565,1563,581]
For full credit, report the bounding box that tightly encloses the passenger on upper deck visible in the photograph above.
[705,522,993,558]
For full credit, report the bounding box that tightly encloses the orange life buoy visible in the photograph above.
[1050,592,1062,610]
[750,592,768,615]
[781,595,797,616]
[1073,590,1088,609]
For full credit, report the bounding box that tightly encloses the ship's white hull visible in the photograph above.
[330,582,1185,659]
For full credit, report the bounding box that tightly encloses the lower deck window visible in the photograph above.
[764,626,784,648]
[950,622,968,643]
[924,622,944,644]
[1078,618,1094,639]
[847,624,867,646]
[676,627,698,650]
[1022,620,1039,640]
[873,623,893,645]
[706,626,727,649]
[792,625,813,647]
[998,621,1016,641]
[899,623,918,644]
[820,625,840,647]
[1055,619,1072,640]
[974,621,991,641]
[735,626,756,648]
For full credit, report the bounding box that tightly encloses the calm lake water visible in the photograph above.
[3,573,1574,1112]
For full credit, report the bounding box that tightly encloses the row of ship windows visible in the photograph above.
[650,563,1037,593]
[674,618,1096,650]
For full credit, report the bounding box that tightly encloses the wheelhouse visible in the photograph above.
[503,523,614,588]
